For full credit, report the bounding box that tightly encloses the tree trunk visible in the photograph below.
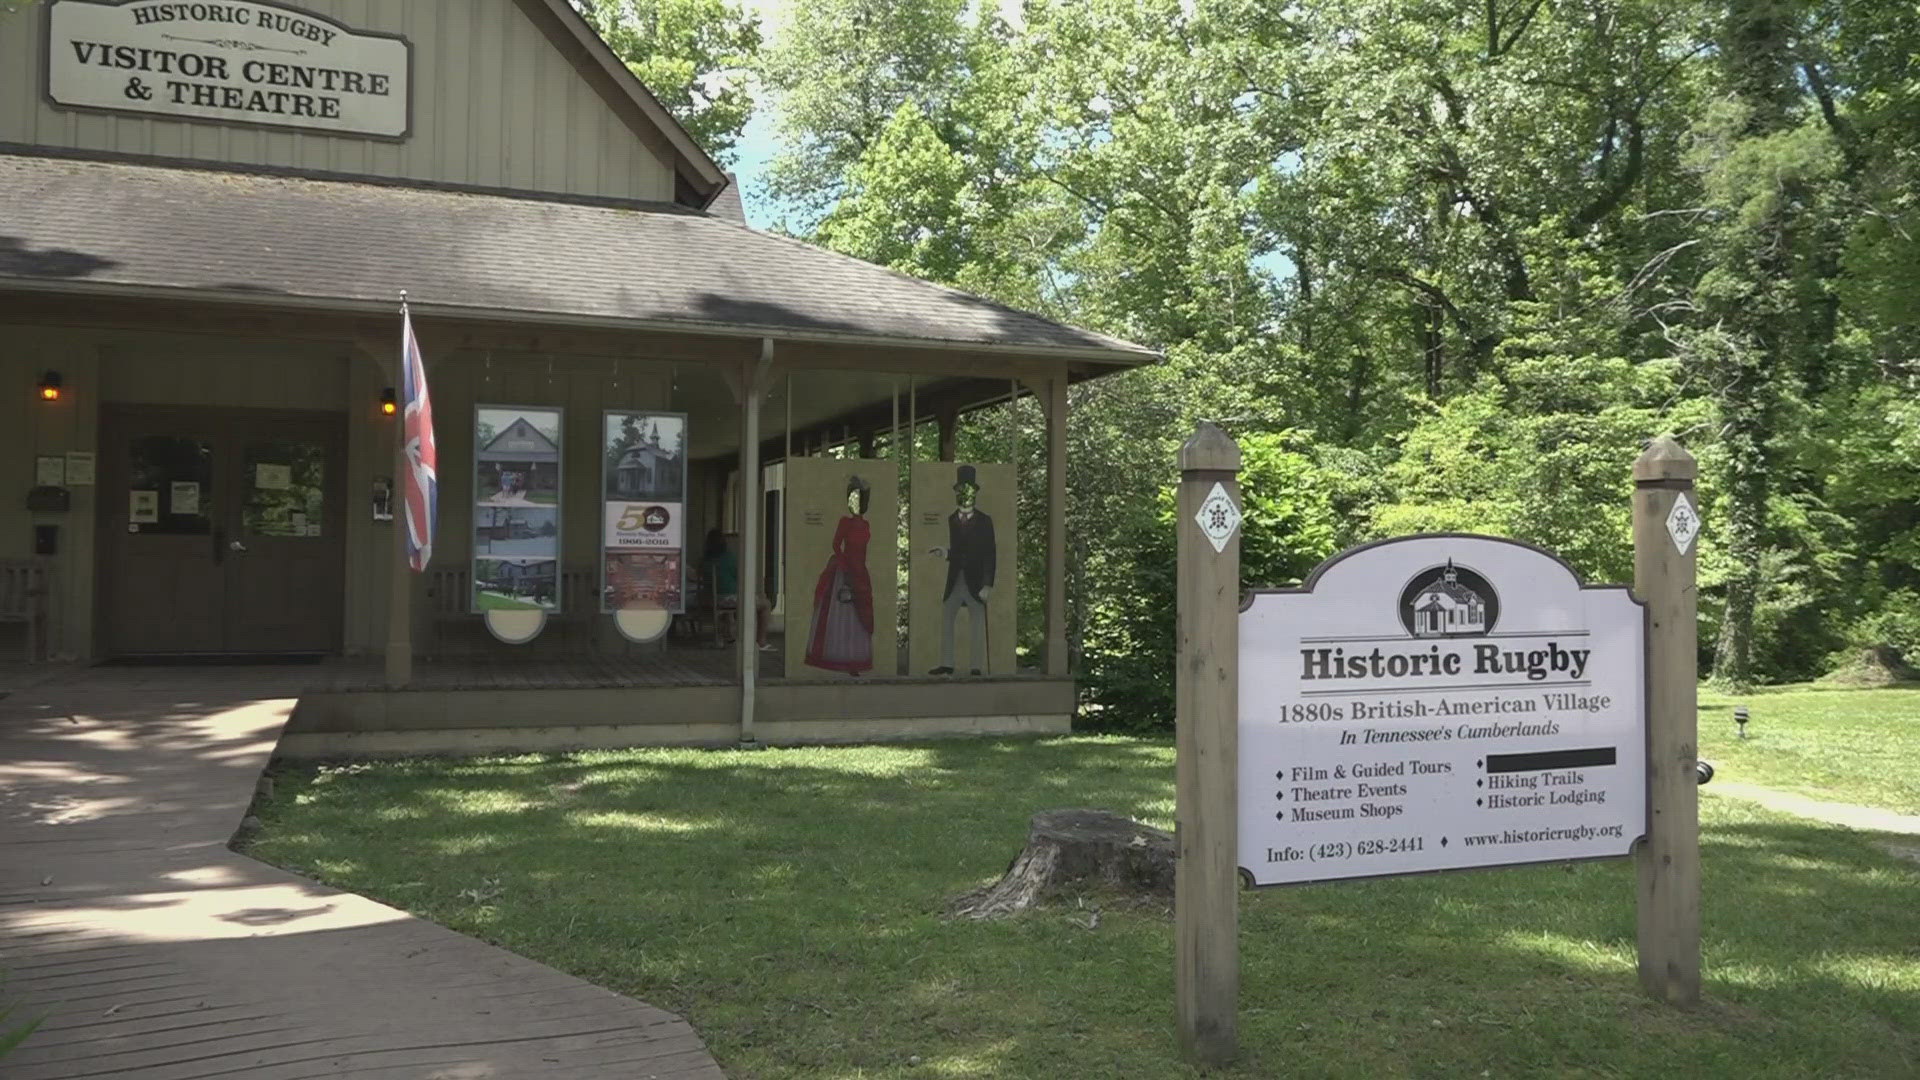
[1705,0,1810,690]
[1422,302,1445,399]
[946,809,1174,920]
[1712,394,1767,689]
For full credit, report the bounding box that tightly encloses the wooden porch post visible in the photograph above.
[1044,376,1069,676]
[386,416,412,687]
[736,340,774,744]
[353,333,412,688]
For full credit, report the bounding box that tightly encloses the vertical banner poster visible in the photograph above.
[473,405,564,614]
[601,411,689,613]
[910,462,1016,677]
[784,458,900,678]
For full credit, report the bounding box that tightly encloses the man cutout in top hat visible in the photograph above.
[928,464,995,675]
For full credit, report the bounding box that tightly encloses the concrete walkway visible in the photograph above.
[0,688,724,1079]
[1708,780,1920,836]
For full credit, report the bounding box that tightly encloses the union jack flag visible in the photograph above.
[400,302,437,572]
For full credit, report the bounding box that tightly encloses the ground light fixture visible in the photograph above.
[37,370,62,402]
[1735,705,1749,739]
[380,387,398,416]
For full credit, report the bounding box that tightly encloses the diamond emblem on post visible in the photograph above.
[1195,482,1241,554]
[1665,493,1700,556]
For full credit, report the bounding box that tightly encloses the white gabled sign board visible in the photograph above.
[45,0,412,139]
[1238,534,1647,886]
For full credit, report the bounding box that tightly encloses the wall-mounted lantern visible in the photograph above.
[380,387,398,416]
[38,371,62,402]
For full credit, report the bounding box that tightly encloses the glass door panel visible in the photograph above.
[242,440,327,539]
[223,421,345,653]
[128,435,214,536]
[105,428,225,654]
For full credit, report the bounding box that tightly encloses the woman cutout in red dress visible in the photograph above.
[805,476,875,675]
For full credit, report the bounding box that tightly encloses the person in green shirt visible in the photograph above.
[704,528,770,649]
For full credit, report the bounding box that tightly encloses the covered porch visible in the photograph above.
[4,654,1075,757]
[0,153,1152,753]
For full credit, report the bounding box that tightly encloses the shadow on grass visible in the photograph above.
[246,737,1920,1079]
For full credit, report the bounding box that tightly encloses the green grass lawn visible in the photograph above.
[1699,684,1920,813]
[474,590,549,612]
[245,724,1920,1079]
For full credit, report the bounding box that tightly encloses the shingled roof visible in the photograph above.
[0,153,1155,363]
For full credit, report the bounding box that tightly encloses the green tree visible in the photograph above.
[1080,431,1340,730]
[573,0,761,162]
[1669,0,1856,688]
[756,0,986,223]
[759,0,1916,713]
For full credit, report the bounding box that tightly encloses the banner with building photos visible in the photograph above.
[601,411,688,613]
[473,405,563,614]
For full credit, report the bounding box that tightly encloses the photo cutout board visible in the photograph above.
[784,458,899,678]
[602,411,689,614]
[474,405,562,615]
[910,462,1016,677]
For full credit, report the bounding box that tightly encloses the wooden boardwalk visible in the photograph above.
[0,689,725,1079]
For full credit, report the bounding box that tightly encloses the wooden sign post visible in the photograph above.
[1631,435,1702,1005]
[1173,426,1703,1063]
[1175,422,1240,1066]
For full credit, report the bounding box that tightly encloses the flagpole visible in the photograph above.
[386,291,415,688]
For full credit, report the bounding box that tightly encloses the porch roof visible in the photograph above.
[0,152,1157,366]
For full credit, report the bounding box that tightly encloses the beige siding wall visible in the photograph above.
[0,330,357,659]
[0,329,100,662]
[0,329,723,658]
[0,0,676,202]
[100,342,349,411]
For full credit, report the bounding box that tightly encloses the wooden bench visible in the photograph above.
[426,565,606,656]
[0,559,50,663]
[425,566,471,658]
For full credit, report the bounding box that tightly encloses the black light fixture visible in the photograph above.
[37,370,62,402]
[380,387,398,416]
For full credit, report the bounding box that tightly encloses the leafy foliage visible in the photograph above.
[572,0,760,162]
[746,0,1919,723]
[1080,432,1340,731]
[0,981,43,1061]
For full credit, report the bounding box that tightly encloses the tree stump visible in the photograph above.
[947,809,1175,920]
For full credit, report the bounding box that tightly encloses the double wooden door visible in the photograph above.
[98,406,347,657]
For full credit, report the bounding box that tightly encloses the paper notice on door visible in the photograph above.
[35,455,65,486]
[306,524,322,537]
[256,463,292,490]
[170,481,201,516]
[290,511,307,533]
[64,451,95,486]
[130,490,159,523]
